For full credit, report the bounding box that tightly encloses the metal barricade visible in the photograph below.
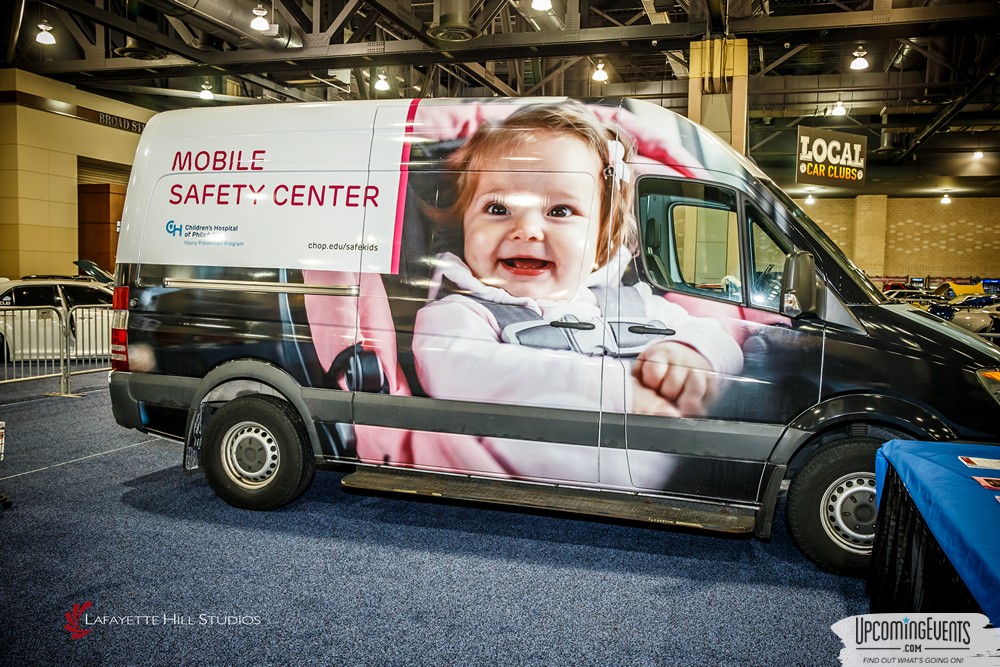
[0,305,111,393]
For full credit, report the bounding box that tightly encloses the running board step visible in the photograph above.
[341,468,756,534]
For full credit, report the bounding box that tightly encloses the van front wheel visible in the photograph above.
[786,437,882,576]
[201,396,315,510]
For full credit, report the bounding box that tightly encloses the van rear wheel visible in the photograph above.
[201,395,315,510]
[786,437,882,576]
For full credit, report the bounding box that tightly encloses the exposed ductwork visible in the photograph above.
[140,0,301,51]
[889,37,957,104]
[509,0,566,32]
[5,0,26,63]
[874,114,905,153]
[428,0,478,42]
[111,1,169,60]
[115,35,167,59]
[641,0,671,25]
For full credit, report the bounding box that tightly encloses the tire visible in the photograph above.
[201,395,316,510]
[786,437,882,576]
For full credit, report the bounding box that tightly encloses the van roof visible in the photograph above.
[141,96,767,187]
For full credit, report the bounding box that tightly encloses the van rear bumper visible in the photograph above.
[110,372,143,430]
[110,371,200,432]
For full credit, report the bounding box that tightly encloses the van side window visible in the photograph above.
[637,178,741,302]
[746,203,791,310]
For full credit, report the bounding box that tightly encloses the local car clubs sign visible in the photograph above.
[796,126,867,189]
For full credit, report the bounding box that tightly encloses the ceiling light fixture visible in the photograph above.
[831,99,847,116]
[940,192,951,205]
[592,62,608,82]
[374,74,390,91]
[531,0,553,9]
[973,150,984,160]
[36,20,55,45]
[850,46,869,71]
[805,190,815,205]
[199,82,214,100]
[251,3,269,31]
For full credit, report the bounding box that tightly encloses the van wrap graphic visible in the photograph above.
[128,103,410,274]
[391,99,422,274]
[117,99,838,493]
[111,97,1000,579]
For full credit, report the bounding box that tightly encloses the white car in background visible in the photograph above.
[925,294,1000,339]
[951,302,1000,338]
[0,276,112,361]
[882,289,947,308]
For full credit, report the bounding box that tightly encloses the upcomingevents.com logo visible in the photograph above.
[63,601,261,640]
[832,613,1000,666]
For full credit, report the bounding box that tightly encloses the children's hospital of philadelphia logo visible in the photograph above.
[64,601,262,640]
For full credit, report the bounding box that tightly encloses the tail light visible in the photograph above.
[111,286,129,371]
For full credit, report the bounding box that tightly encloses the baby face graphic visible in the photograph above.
[461,131,604,302]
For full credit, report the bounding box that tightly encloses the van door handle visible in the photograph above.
[628,325,676,336]
[550,320,595,331]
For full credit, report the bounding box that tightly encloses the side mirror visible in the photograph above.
[781,251,818,318]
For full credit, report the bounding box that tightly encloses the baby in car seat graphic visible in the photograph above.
[303,98,750,479]
[413,100,743,418]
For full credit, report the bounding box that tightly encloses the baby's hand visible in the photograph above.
[632,342,717,416]
[629,381,682,417]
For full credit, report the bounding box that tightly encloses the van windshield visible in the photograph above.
[762,181,886,305]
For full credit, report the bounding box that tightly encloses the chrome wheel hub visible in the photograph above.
[820,472,878,554]
[221,421,280,488]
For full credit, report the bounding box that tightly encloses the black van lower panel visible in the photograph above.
[110,371,199,438]
[111,369,778,507]
[342,466,759,534]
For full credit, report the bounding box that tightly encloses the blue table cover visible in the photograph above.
[876,440,1000,624]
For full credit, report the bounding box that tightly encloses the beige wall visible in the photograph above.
[0,69,154,278]
[795,195,1000,282]
[885,198,1000,279]
[802,199,856,258]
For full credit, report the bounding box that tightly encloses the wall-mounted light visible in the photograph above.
[36,20,55,45]
[374,74,390,91]
[831,100,847,116]
[251,3,269,31]
[805,190,816,205]
[592,62,608,82]
[850,46,869,71]
[531,0,553,9]
[973,150,984,160]
[198,82,214,100]
[940,192,951,205]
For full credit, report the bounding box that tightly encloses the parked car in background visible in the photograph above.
[0,276,112,361]
[931,281,985,300]
[74,259,114,284]
[928,294,1000,335]
[882,289,947,307]
[950,294,1000,309]
[952,304,1000,338]
[882,281,921,292]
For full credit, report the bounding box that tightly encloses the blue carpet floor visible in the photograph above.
[0,374,868,666]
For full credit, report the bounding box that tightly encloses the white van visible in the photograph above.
[110,97,1000,576]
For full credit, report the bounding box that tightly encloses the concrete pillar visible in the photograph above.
[852,195,888,277]
[687,38,749,155]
